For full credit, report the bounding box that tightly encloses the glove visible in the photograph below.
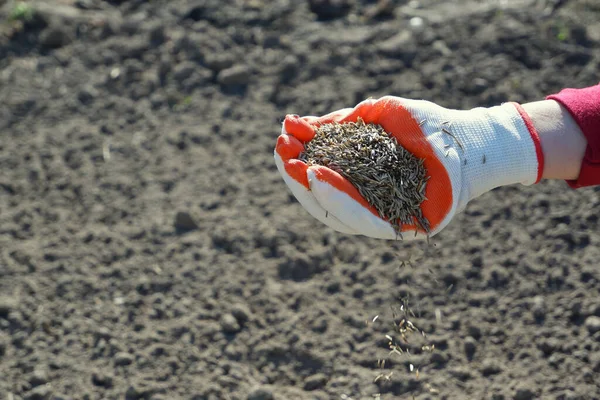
[274,96,544,240]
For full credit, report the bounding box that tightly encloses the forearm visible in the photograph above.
[522,100,587,181]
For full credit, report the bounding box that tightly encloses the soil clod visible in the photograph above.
[114,352,134,367]
[464,336,477,360]
[218,65,251,86]
[247,387,274,400]
[304,373,329,390]
[0,0,597,399]
[308,0,352,20]
[514,387,536,400]
[174,211,199,233]
[29,369,49,388]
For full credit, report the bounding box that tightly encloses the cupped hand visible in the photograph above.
[274,96,541,240]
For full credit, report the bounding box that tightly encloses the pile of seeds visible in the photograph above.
[299,118,430,236]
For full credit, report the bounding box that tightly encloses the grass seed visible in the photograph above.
[299,118,430,234]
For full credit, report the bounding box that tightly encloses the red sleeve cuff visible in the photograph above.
[546,84,600,189]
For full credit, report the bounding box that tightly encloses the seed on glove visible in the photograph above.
[298,118,430,236]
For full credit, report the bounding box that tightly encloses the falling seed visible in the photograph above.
[299,118,430,234]
[410,364,414,372]
[374,372,393,383]
[389,347,403,356]
[425,383,440,395]
[102,141,111,162]
[372,315,379,323]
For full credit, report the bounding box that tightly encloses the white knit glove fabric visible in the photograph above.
[402,100,540,212]
[274,96,542,240]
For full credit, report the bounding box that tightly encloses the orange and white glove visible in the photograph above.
[274,96,544,240]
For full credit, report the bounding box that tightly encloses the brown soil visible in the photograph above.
[0,0,599,399]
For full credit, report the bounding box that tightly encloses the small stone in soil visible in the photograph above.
[585,316,600,334]
[220,313,241,333]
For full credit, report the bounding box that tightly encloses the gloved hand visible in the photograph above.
[274,96,544,240]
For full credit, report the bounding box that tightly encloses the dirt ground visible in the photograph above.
[0,0,599,399]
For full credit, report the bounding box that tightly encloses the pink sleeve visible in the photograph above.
[546,84,600,188]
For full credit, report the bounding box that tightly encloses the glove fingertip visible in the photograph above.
[275,134,304,161]
[283,115,315,142]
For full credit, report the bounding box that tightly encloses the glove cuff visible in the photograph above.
[509,102,545,184]
[451,102,542,208]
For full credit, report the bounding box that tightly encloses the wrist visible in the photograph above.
[521,100,587,181]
